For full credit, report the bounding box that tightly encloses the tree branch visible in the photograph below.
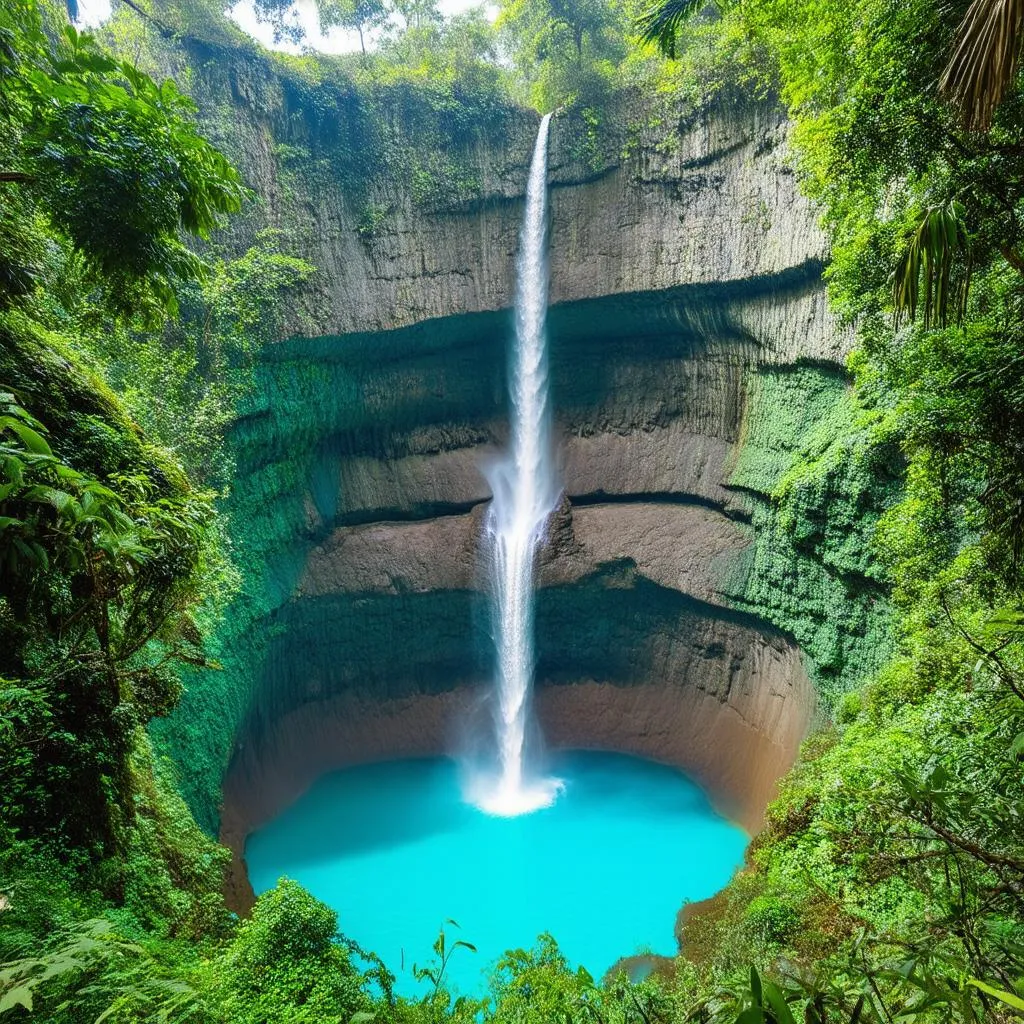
[116,0,176,40]
[914,809,1024,875]
[939,590,1024,702]
[999,244,1024,274]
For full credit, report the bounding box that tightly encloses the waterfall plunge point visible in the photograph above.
[244,110,756,994]
[467,113,563,818]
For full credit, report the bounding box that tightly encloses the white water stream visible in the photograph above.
[469,113,563,816]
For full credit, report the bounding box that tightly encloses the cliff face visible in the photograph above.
[150,42,894,865]
[172,39,834,341]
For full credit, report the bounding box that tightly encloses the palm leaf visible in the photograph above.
[940,0,1024,131]
[635,0,709,58]
[891,202,973,328]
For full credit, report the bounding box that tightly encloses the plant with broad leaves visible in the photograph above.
[0,0,248,320]
[0,918,197,1021]
[0,386,218,853]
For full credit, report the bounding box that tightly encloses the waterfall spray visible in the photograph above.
[469,113,562,817]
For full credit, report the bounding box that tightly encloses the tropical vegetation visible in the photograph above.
[2,0,1024,1021]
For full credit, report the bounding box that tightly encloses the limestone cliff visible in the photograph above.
[146,38,896,863]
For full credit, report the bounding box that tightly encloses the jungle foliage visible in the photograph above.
[2,0,1024,1021]
[0,0,310,996]
[625,0,1024,1021]
[0,0,245,865]
[175,0,656,114]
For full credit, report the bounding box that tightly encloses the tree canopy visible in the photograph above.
[2,0,1024,1022]
[0,0,247,320]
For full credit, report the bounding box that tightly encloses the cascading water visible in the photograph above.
[244,111,755,1000]
[469,113,563,817]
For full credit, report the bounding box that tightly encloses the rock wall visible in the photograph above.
[171,37,837,343]
[148,40,893,870]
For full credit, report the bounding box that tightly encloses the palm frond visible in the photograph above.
[635,0,709,58]
[891,202,973,329]
[940,0,1024,131]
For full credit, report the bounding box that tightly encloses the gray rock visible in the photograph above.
[162,44,843,858]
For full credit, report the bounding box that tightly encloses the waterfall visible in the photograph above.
[469,113,563,817]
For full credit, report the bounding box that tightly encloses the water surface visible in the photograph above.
[246,751,747,996]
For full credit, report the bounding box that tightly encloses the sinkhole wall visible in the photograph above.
[145,35,901,861]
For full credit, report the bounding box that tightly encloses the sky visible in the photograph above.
[74,0,489,55]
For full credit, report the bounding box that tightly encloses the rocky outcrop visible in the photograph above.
[298,502,748,600]
[226,572,813,835]
[180,36,838,345]
[151,44,881,879]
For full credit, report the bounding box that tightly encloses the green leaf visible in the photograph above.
[22,485,77,514]
[763,981,797,1024]
[750,966,763,1008]
[0,417,52,456]
[0,986,34,1013]
[968,980,1024,1013]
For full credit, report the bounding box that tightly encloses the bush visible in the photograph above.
[742,896,800,946]
[208,879,371,1023]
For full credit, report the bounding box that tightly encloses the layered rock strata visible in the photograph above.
[157,49,852,895]
[217,282,830,905]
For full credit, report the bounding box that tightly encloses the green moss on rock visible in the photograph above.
[725,364,902,705]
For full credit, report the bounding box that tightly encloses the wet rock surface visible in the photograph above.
[161,55,846,871]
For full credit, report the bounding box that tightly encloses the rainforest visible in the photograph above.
[1,0,1024,1019]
